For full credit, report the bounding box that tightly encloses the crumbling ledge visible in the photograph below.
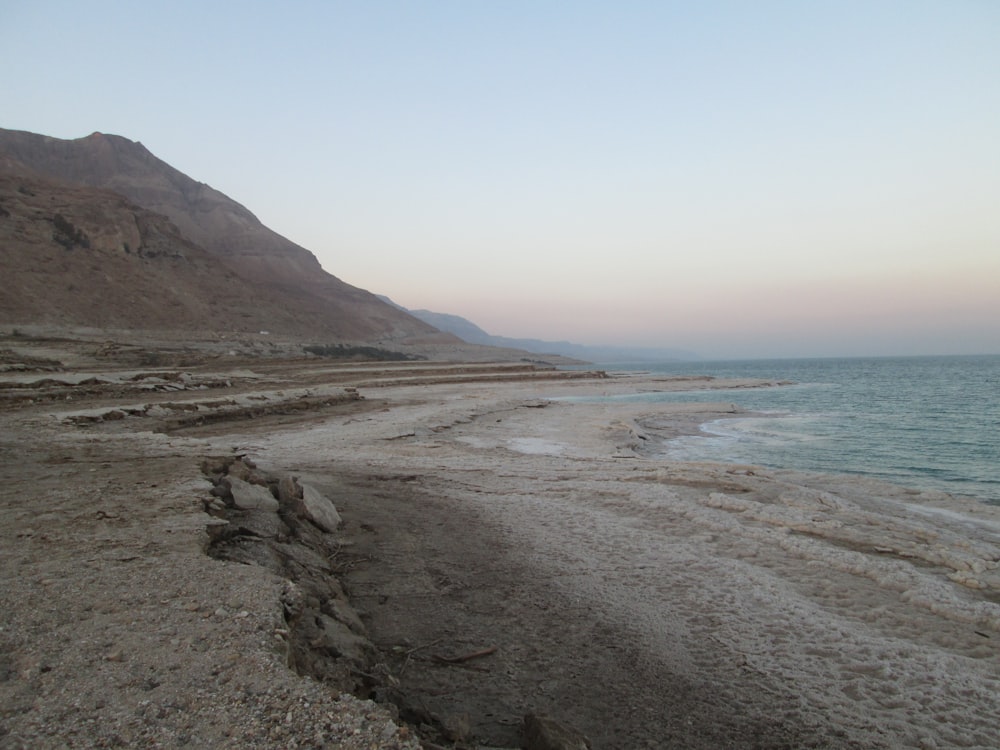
[200,455,380,697]
[200,455,592,750]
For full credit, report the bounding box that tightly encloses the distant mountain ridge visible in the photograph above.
[0,128,450,343]
[379,297,697,362]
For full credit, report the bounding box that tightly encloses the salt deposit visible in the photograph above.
[251,376,1000,748]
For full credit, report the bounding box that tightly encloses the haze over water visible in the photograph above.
[581,356,1000,505]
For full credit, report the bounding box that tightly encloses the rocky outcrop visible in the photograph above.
[201,456,373,695]
[226,476,280,511]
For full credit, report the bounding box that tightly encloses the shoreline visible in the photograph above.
[251,375,1000,747]
[640,411,1000,510]
[604,356,1000,508]
[2,353,998,748]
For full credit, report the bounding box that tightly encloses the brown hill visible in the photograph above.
[0,128,452,344]
[0,172,378,337]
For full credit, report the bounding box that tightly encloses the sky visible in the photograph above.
[2,1,999,359]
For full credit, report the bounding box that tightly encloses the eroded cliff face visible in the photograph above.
[0,128,452,343]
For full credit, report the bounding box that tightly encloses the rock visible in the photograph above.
[209,482,231,501]
[281,581,305,620]
[200,457,228,476]
[523,713,591,750]
[273,540,330,572]
[228,476,279,512]
[278,474,301,505]
[296,483,342,532]
[234,508,289,538]
[310,614,373,666]
[228,458,268,485]
[324,596,368,636]
[227,459,254,481]
[442,713,471,743]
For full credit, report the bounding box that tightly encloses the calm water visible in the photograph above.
[585,356,1000,505]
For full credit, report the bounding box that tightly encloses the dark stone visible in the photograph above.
[523,713,591,750]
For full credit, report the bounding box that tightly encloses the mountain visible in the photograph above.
[379,297,698,362]
[0,171,385,337]
[394,306,499,347]
[0,128,451,344]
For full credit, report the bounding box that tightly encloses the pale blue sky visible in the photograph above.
[3,1,999,358]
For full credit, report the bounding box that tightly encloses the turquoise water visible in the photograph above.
[587,356,1000,505]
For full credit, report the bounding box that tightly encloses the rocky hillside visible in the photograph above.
[0,128,451,344]
[0,172,386,338]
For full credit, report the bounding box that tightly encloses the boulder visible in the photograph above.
[227,458,269,485]
[323,597,367,636]
[296,483,342,532]
[523,713,591,750]
[227,459,253,481]
[310,614,372,666]
[227,476,279,512]
[277,474,301,505]
[233,508,288,539]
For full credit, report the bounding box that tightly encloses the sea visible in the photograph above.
[581,355,1000,506]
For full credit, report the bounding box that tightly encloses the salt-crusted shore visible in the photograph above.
[2,353,999,748]
[256,375,1000,749]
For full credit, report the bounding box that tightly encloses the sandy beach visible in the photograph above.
[2,349,998,749]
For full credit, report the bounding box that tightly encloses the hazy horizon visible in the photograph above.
[3,2,998,359]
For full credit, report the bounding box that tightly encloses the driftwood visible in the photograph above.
[396,638,443,675]
[432,645,498,665]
